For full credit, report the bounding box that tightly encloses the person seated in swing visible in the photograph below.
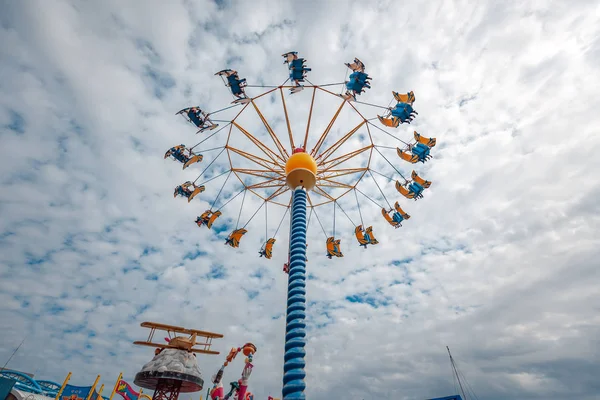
[174,181,204,203]
[326,237,343,259]
[259,238,276,259]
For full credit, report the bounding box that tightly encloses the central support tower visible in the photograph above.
[282,148,316,399]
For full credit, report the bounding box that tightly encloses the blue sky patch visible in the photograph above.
[206,264,227,279]
[6,110,25,134]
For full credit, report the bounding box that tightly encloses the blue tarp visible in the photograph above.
[0,377,16,400]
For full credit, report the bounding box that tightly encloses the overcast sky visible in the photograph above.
[1,1,599,400]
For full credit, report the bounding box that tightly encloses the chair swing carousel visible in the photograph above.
[161,51,438,399]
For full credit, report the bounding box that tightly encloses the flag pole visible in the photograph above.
[108,373,123,400]
[85,375,101,400]
[54,372,72,400]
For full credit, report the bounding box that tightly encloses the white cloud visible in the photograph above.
[1,1,599,400]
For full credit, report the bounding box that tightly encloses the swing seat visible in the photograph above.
[365,226,379,245]
[187,185,205,202]
[326,237,343,258]
[183,154,203,169]
[232,97,251,105]
[382,208,395,226]
[414,131,436,147]
[355,225,378,247]
[382,203,410,228]
[206,211,221,229]
[377,115,400,128]
[411,170,432,188]
[197,210,221,229]
[260,238,276,259]
[164,145,185,159]
[225,228,248,248]
[174,181,194,199]
[355,225,369,247]
[196,211,211,227]
[396,180,424,200]
[394,201,410,221]
[397,148,420,163]
[392,91,415,105]
[339,92,356,101]
[196,123,219,134]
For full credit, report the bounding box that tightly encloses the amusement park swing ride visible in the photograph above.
[161,52,438,399]
[132,322,258,400]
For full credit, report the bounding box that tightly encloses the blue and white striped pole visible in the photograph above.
[282,187,308,399]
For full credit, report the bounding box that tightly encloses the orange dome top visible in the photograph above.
[285,151,317,175]
[285,150,317,190]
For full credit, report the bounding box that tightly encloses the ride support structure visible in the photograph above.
[282,187,309,399]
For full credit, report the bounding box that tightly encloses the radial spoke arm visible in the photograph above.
[319,145,373,172]
[250,100,290,159]
[232,168,284,179]
[266,185,289,201]
[232,122,285,166]
[303,87,317,150]
[279,88,295,150]
[316,179,354,189]
[227,146,282,171]
[246,177,287,189]
[312,185,335,201]
[315,120,367,164]
[319,167,368,179]
[310,99,346,157]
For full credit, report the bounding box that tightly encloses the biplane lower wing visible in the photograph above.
[133,341,220,355]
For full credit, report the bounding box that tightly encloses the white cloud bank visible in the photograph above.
[0,1,599,399]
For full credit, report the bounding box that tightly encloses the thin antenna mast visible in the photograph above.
[2,338,26,371]
[447,346,468,400]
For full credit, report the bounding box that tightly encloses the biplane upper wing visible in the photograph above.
[140,321,224,338]
[136,321,224,355]
[187,328,225,338]
[141,321,186,332]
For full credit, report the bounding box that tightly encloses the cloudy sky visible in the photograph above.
[1,1,599,399]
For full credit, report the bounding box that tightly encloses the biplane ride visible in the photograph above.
[397,131,437,164]
[396,171,432,200]
[215,69,250,104]
[225,228,247,248]
[174,181,204,203]
[164,144,203,170]
[176,107,219,133]
[195,210,221,229]
[378,91,418,127]
[259,238,276,259]
[342,57,372,100]
[382,202,411,228]
[326,236,343,259]
[355,225,379,248]
[282,51,311,93]
[133,321,223,355]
